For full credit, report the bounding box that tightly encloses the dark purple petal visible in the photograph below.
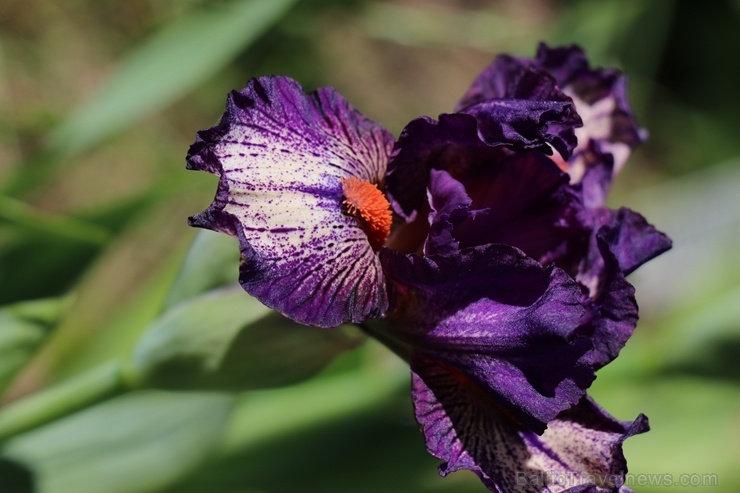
[579,238,638,370]
[463,99,579,161]
[446,152,589,267]
[386,98,579,222]
[534,43,646,195]
[455,54,581,159]
[376,245,593,429]
[424,169,475,256]
[457,43,645,202]
[595,208,673,277]
[456,54,571,109]
[187,76,394,327]
[575,209,671,368]
[411,361,648,493]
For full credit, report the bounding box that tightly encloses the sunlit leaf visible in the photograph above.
[0,298,67,397]
[590,378,738,493]
[132,287,362,391]
[1,391,233,493]
[51,0,297,155]
[3,0,299,195]
[164,229,239,309]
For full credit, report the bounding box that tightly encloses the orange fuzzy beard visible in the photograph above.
[341,177,392,251]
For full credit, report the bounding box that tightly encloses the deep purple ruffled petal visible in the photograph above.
[386,98,579,222]
[534,44,646,197]
[424,169,475,256]
[579,238,638,370]
[574,209,670,368]
[438,152,589,268]
[187,76,394,327]
[594,208,673,278]
[375,245,593,430]
[455,54,581,159]
[457,43,645,203]
[411,361,648,493]
[462,99,580,160]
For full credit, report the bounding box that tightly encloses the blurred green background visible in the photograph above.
[0,0,738,492]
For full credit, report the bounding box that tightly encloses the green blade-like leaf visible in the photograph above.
[132,287,362,391]
[0,298,67,396]
[1,391,233,493]
[164,229,239,309]
[3,0,298,195]
[52,0,297,156]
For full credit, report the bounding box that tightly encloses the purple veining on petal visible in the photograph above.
[412,359,647,493]
[375,245,593,430]
[187,76,394,327]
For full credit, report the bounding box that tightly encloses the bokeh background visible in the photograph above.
[1,0,739,492]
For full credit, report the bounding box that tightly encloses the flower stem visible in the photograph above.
[0,361,132,442]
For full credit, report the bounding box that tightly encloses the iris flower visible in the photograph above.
[187,44,670,493]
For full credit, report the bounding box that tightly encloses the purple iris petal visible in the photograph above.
[430,152,588,268]
[412,360,648,493]
[386,96,579,223]
[455,54,582,159]
[579,237,637,370]
[187,76,394,327]
[458,43,645,203]
[576,209,672,369]
[376,245,594,431]
[424,169,476,256]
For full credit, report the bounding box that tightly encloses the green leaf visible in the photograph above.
[131,287,362,391]
[3,0,299,196]
[1,391,233,493]
[0,195,110,246]
[164,229,239,309]
[0,298,67,396]
[50,0,298,157]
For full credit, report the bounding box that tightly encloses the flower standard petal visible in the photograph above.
[458,43,645,200]
[412,360,648,493]
[386,94,579,224]
[187,76,394,327]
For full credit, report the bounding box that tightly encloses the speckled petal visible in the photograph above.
[376,245,593,430]
[411,361,648,493]
[187,76,394,327]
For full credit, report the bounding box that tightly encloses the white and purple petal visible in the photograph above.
[412,359,648,493]
[187,76,394,327]
[375,245,594,430]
